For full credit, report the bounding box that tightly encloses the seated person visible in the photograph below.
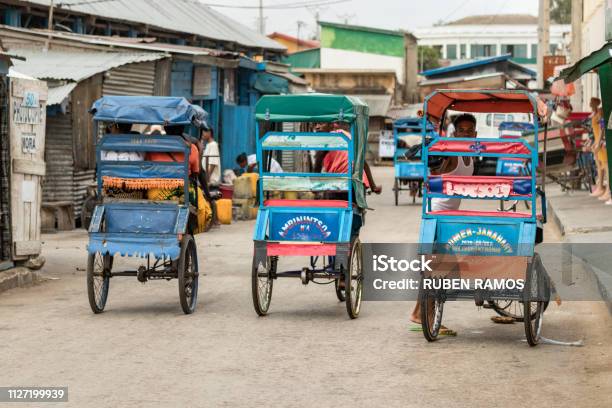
[314,122,382,194]
[429,113,477,211]
[235,152,283,175]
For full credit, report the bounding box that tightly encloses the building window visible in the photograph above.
[470,44,496,58]
[501,44,527,59]
[446,44,457,60]
[460,44,467,59]
[531,44,537,58]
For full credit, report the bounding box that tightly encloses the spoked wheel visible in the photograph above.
[334,276,346,302]
[419,277,445,342]
[87,252,112,314]
[523,253,548,346]
[345,239,363,319]
[252,256,276,316]
[178,234,199,314]
[487,299,549,322]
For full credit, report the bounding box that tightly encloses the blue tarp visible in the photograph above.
[394,117,435,132]
[90,96,208,126]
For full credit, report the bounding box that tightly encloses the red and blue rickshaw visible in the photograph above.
[251,94,369,319]
[418,89,550,346]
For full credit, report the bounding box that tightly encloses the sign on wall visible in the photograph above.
[193,66,212,97]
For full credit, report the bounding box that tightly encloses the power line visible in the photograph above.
[204,0,350,10]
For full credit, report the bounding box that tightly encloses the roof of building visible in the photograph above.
[20,0,285,51]
[10,49,167,81]
[268,32,320,48]
[446,14,539,25]
[420,54,536,78]
[319,21,413,39]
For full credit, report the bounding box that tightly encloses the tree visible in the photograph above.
[418,46,441,72]
[551,0,571,24]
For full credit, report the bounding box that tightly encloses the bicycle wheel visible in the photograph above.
[524,253,546,346]
[178,234,199,314]
[345,239,363,319]
[419,277,444,342]
[252,256,276,316]
[87,252,111,314]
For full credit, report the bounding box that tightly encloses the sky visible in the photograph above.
[203,0,540,39]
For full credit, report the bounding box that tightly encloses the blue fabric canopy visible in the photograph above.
[90,96,208,126]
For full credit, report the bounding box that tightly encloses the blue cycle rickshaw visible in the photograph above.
[86,96,206,314]
[392,117,434,205]
[418,90,550,346]
[251,94,369,319]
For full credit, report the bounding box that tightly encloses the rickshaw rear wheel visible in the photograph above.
[345,239,363,319]
[87,252,112,314]
[393,178,399,206]
[334,277,346,302]
[488,299,549,322]
[178,234,199,314]
[252,256,276,316]
[523,253,546,346]
[419,277,444,342]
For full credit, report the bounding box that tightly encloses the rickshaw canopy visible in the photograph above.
[90,96,207,127]
[255,93,368,123]
[425,89,541,123]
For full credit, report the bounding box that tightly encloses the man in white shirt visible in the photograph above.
[236,152,283,174]
[201,127,221,186]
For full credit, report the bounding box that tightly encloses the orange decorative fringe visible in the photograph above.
[102,176,184,190]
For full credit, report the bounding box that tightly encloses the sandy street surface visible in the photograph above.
[1,166,611,408]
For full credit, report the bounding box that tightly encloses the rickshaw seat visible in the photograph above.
[264,199,350,208]
[428,209,531,218]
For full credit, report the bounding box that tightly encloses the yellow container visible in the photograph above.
[283,191,298,200]
[243,173,259,197]
[217,199,233,225]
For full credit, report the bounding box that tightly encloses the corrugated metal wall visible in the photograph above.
[221,105,255,171]
[102,61,156,96]
[43,112,74,205]
[0,79,11,261]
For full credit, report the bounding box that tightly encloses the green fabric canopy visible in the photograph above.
[255,93,370,210]
[558,42,612,83]
[255,93,368,123]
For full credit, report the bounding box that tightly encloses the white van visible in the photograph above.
[447,111,532,138]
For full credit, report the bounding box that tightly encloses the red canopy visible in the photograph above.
[425,90,544,123]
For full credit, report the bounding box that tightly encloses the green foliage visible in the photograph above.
[551,0,571,24]
[418,46,441,72]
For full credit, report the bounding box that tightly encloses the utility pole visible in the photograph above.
[537,0,550,89]
[44,0,54,51]
[258,0,265,35]
[296,21,305,51]
[570,0,583,109]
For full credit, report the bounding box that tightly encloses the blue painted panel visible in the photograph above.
[102,203,180,234]
[221,104,256,171]
[88,234,181,260]
[395,162,425,179]
[171,61,193,99]
[434,222,524,256]
[269,211,341,242]
[496,159,531,176]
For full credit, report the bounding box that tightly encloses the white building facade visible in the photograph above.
[579,0,607,111]
[415,21,571,69]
